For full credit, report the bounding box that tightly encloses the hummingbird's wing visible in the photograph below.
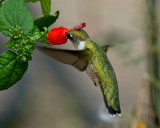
[37,47,92,71]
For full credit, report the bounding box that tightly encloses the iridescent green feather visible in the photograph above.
[86,40,121,112]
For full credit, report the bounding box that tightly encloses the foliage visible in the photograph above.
[0,0,5,7]
[24,0,51,15]
[34,11,59,31]
[0,0,59,90]
[0,0,34,36]
[0,50,28,90]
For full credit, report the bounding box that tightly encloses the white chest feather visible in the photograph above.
[77,41,86,50]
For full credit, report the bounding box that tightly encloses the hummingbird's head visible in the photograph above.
[66,29,89,50]
[46,22,89,49]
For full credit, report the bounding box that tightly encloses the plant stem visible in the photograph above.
[145,0,160,126]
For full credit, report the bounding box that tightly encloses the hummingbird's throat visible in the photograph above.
[77,41,87,50]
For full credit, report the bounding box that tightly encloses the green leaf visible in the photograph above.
[0,50,28,90]
[24,0,39,2]
[24,0,51,15]
[0,0,5,7]
[34,11,59,31]
[0,0,34,36]
[40,0,51,15]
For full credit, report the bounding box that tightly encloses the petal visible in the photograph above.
[47,27,69,45]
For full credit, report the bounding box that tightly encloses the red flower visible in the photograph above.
[47,23,86,45]
[47,27,69,45]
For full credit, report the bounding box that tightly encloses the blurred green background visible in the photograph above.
[1,0,159,128]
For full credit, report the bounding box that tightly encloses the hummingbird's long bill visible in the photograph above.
[37,29,121,116]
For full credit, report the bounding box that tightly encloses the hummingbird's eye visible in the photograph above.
[66,33,73,39]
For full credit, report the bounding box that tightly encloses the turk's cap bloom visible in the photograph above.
[47,23,86,45]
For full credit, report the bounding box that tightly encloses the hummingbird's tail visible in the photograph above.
[102,94,121,116]
[100,85,121,116]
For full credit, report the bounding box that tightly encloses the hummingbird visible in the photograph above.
[37,24,121,116]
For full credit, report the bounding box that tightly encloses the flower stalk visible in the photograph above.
[145,0,160,126]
